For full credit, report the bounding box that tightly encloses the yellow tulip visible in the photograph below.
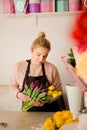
[48,86,54,91]
[52,91,62,98]
[47,90,53,96]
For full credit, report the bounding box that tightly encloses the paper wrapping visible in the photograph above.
[61,56,87,93]
[66,84,82,119]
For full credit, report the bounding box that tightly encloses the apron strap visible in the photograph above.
[42,63,46,76]
[26,60,31,75]
[21,60,30,91]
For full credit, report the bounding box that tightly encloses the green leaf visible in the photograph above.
[68,52,74,57]
[26,88,31,96]
[46,82,49,86]
[24,84,28,92]
[36,92,46,100]
[31,88,37,99]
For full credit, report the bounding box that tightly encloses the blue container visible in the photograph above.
[55,0,68,12]
[14,0,26,13]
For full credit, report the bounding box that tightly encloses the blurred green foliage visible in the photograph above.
[67,48,76,68]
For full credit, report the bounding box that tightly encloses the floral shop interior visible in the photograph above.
[0,0,87,130]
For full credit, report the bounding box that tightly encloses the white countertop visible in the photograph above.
[0,111,54,130]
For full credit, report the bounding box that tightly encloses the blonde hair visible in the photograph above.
[31,32,51,51]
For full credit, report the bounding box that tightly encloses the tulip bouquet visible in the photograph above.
[22,80,62,111]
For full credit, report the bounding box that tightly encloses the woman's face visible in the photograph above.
[31,46,49,64]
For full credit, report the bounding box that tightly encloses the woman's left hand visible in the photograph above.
[33,100,44,107]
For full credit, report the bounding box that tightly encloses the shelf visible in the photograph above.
[0,11,82,18]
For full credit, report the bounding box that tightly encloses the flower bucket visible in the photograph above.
[66,84,82,119]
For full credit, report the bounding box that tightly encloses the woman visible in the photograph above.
[9,32,65,111]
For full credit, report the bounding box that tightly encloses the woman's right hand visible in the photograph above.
[16,91,31,101]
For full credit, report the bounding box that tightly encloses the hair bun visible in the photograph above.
[38,32,46,38]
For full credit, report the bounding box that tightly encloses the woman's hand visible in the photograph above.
[17,91,31,101]
[17,91,44,107]
[33,100,44,107]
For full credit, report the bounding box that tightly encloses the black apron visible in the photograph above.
[22,60,66,112]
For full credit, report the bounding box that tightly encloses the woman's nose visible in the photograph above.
[39,56,44,62]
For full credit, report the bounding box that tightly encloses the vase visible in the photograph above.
[66,84,82,119]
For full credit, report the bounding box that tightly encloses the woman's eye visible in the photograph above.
[43,56,46,58]
[37,54,40,56]
[44,55,48,58]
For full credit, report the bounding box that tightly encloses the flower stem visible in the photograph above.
[22,100,34,111]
